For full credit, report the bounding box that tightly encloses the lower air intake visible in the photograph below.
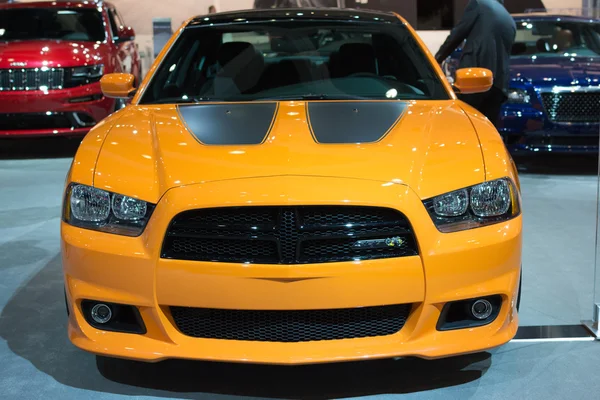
[170,304,411,342]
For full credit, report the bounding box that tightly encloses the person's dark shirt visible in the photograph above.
[254,0,339,7]
[435,0,516,93]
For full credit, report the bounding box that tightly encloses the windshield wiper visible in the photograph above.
[146,94,370,105]
[146,96,223,104]
[256,94,369,101]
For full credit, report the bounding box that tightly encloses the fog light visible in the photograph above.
[90,303,112,324]
[470,299,493,320]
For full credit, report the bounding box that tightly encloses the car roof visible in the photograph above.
[0,1,113,10]
[187,8,400,27]
[512,13,600,23]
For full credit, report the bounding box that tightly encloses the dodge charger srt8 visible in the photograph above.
[61,8,522,364]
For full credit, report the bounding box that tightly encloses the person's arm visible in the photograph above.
[435,0,479,63]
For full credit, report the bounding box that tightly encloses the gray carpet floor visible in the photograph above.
[0,140,598,399]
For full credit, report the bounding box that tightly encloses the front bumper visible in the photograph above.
[498,104,599,154]
[0,83,115,137]
[62,176,521,364]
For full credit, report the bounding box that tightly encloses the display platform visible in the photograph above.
[0,141,598,398]
[1,1,599,397]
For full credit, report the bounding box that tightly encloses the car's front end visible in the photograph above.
[444,15,600,155]
[502,73,600,155]
[0,2,116,138]
[61,9,521,364]
[63,171,521,364]
[498,24,600,155]
[500,16,600,154]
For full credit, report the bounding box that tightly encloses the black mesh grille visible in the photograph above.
[280,209,298,262]
[0,113,74,130]
[169,237,278,263]
[541,92,600,123]
[170,304,411,342]
[161,206,418,264]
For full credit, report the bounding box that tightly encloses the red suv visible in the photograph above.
[0,1,141,137]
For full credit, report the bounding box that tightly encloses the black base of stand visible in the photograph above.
[513,324,596,341]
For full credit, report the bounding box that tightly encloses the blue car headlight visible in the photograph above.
[63,183,155,236]
[507,88,530,104]
[423,178,520,233]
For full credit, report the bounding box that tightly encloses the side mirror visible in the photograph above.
[454,68,493,94]
[101,73,136,98]
[115,26,135,43]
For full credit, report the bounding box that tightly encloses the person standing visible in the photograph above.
[435,0,516,126]
[208,5,216,13]
[255,0,340,7]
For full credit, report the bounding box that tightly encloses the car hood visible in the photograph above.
[510,55,600,86]
[0,40,105,69]
[93,101,486,203]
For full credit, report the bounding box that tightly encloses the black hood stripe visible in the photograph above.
[178,103,278,145]
[306,102,407,144]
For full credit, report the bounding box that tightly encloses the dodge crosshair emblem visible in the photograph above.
[353,236,405,249]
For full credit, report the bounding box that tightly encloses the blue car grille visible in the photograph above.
[541,92,600,123]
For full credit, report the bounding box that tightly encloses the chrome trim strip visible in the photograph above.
[553,121,599,126]
[71,112,95,127]
[538,85,600,93]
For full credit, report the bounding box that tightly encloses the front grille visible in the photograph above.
[170,304,411,342]
[0,68,64,91]
[161,206,418,264]
[541,92,600,123]
[0,112,74,130]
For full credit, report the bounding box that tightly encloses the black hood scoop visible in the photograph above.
[306,102,407,144]
[178,103,278,145]
[178,101,406,146]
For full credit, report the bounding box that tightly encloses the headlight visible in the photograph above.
[63,183,154,236]
[507,88,530,103]
[71,64,104,80]
[423,178,520,233]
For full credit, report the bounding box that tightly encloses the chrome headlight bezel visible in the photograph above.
[62,183,155,237]
[71,64,104,83]
[423,178,520,233]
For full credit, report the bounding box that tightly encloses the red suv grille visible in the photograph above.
[0,68,64,91]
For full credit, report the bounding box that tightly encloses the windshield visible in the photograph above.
[0,8,105,42]
[512,20,600,57]
[140,21,449,104]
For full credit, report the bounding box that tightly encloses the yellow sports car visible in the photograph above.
[61,8,522,364]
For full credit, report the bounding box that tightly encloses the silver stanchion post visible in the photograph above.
[583,111,600,339]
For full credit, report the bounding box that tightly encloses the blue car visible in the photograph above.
[444,14,600,154]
